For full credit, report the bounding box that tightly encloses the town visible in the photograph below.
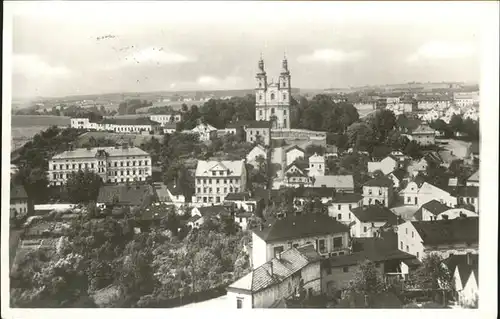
[9,54,480,309]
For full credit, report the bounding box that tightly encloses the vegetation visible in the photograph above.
[118,99,153,115]
[66,170,103,204]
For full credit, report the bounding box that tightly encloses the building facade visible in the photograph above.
[194,160,247,205]
[149,113,182,126]
[48,146,152,186]
[10,185,30,218]
[255,56,291,129]
[362,177,394,207]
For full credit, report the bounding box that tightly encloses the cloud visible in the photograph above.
[297,49,366,63]
[119,47,195,67]
[406,41,476,62]
[196,75,244,88]
[13,54,72,78]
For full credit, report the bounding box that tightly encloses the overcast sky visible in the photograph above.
[7,1,485,98]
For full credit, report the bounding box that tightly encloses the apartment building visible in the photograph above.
[48,145,152,186]
[362,176,394,207]
[70,117,161,134]
[194,160,247,205]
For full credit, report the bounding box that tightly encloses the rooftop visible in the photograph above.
[330,192,363,203]
[363,176,394,188]
[52,146,149,160]
[325,249,417,268]
[412,217,479,246]
[197,205,232,218]
[467,170,479,182]
[227,120,272,129]
[195,160,245,177]
[411,124,436,135]
[97,184,156,207]
[351,205,399,224]
[252,214,349,242]
[11,185,28,200]
[225,192,254,201]
[311,175,354,189]
[228,244,320,293]
[420,199,451,215]
[100,117,160,126]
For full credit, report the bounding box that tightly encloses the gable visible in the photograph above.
[208,162,228,172]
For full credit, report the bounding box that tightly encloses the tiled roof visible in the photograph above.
[330,192,363,203]
[412,124,436,135]
[351,205,398,224]
[153,183,171,202]
[363,176,393,188]
[252,214,349,242]
[448,186,479,198]
[389,168,406,181]
[11,185,28,200]
[228,244,319,293]
[195,160,245,177]
[198,205,231,217]
[311,175,354,189]
[421,200,451,215]
[326,249,417,268]
[97,184,156,206]
[52,146,149,159]
[225,192,253,201]
[285,145,305,154]
[166,182,184,196]
[412,217,479,246]
[444,253,478,274]
[285,161,309,173]
[295,187,335,198]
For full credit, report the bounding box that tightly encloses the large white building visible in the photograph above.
[453,91,480,108]
[193,160,247,205]
[70,117,161,134]
[48,146,152,186]
[255,55,291,129]
[149,113,182,126]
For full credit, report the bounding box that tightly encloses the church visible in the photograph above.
[255,55,291,130]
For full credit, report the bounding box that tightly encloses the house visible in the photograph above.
[162,123,177,134]
[244,121,272,145]
[367,156,398,175]
[449,186,479,212]
[284,161,310,187]
[445,253,479,308]
[234,211,253,230]
[246,145,267,167]
[294,187,336,207]
[194,160,247,205]
[453,91,480,108]
[10,185,30,219]
[322,242,419,297]
[362,176,394,207]
[251,214,351,269]
[285,145,305,166]
[387,168,406,189]
[407,158,430,177]
[224,192,260,213]
[462,107,479,121]
[226,244,322,308]
[96,184,156,209]
[466,170,479,187]
[401,181,457,208]
[325,145,339,158]
[191,123,218,141]
[327,192,363,224]
[311,175,354,192]
[165,183,186,208]
[189,205,233,228]
[350,205,399,238]
[420,109,442,122]
[416,96,451,111]
[397,217,479,260]
[413,200,451,221]
[411,125,436,146]
[187,215,204,229]
[442,106,462,123]
[308,153,325,176]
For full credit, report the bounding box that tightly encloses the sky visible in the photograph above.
[6,1,487,99]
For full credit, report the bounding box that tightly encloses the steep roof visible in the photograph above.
[228,244,320,293]
[226,120,271,129]
[467,170,479,182]
[97,184,155,206]
[166,182,184,196]
[351,205,398,224]
[444,253,479,274]
[11,185,28,200]
[285,145,305,154]
[448,186,479,198]
[421,200,451,215]
[311,175,354,189]
[195,160,245,177]
[363,176,394,188]
[52,146,149,159]
[389,168,406,181]
[412,124,436,135]
[252,214,349,242]
[285,160,308,173]
[411,217,479,246]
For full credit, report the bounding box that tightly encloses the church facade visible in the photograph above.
[255,56,291,130]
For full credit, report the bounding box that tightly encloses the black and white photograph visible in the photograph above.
[2,1,498,317]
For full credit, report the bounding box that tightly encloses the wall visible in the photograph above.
[252,232,269,269]
[418,183,457,208]
[227,289,253,309]
[327,200,361,224]
[301,261,322,294]
[459,273,478,307]
[351,219,388,238]
[322,263,385,294]
[10,199,29,218]
[413,134,435,146]
[397,221,424,259]
[253,273,299,308]
[363,186,393,207]
[286,149,305,166]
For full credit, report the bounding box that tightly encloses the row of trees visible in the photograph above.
[430,115,479,140]
[118,99,153,115]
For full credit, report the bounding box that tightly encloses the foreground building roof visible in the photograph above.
[52,146,150,160]
[411,217,479,246]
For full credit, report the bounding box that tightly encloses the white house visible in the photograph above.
[251,214,350,269]
[308,153,325,176]
[226,244,321,308]
[327,193,363,224]
[362,176,394,207]
[191,123,218,141]
[401,181,457,208]
[350,205,399,238]
[246,145,267,167]
[367,156,398,175]
[387,169,406,189]
[397,217,479,260]
[420,109,441,122]
[165,183,186,208]
[285,145,305,167]
[446,254,479,308]
[413,200,478,221]
[462,107,479,121]
[442,106,462,123]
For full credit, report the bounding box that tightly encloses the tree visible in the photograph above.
[403,140,423,159]
[449,114,464,136]
[411,253,453,291]
[370,109,396,142]
[346,122,376,152]
[66,170,103,204]
[348,260,386,295]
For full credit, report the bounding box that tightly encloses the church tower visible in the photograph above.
[255,54,291,129]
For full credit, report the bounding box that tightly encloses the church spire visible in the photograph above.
[258,53,266,74]
[281,52,289,74]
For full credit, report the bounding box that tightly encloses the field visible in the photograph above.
[76,131,164,147]
[11,115,71,151]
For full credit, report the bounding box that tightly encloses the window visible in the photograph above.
[400,241,403,250]
[273,246,284,256]
[363,226,367,232]
[216,179,220,184]
[343,267,349,273]
[406,245,409,252]
[212,171,216,176]
[271,93,275,100]
[288,242,293,248]
[271,108,275,114]
[53,173,57,179]
[284,110,287,115]
[338,204,341,210]
[348,204,352,210]
[337,213,342,220]
[411,231,414,238]
[145,160,148,165]
[293,243,299,248]
[259,110,263,116]
[283,93,287,100]
[318,239,326,254]
[406,228,408,234]
[326,267,332,275]
[348,213,351,219]
[416,252,420,258]
[236,298,243,309]
[333,237,342,248]
[259,94,263,100]
[217,188,220,193]
[407,197,411,203]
